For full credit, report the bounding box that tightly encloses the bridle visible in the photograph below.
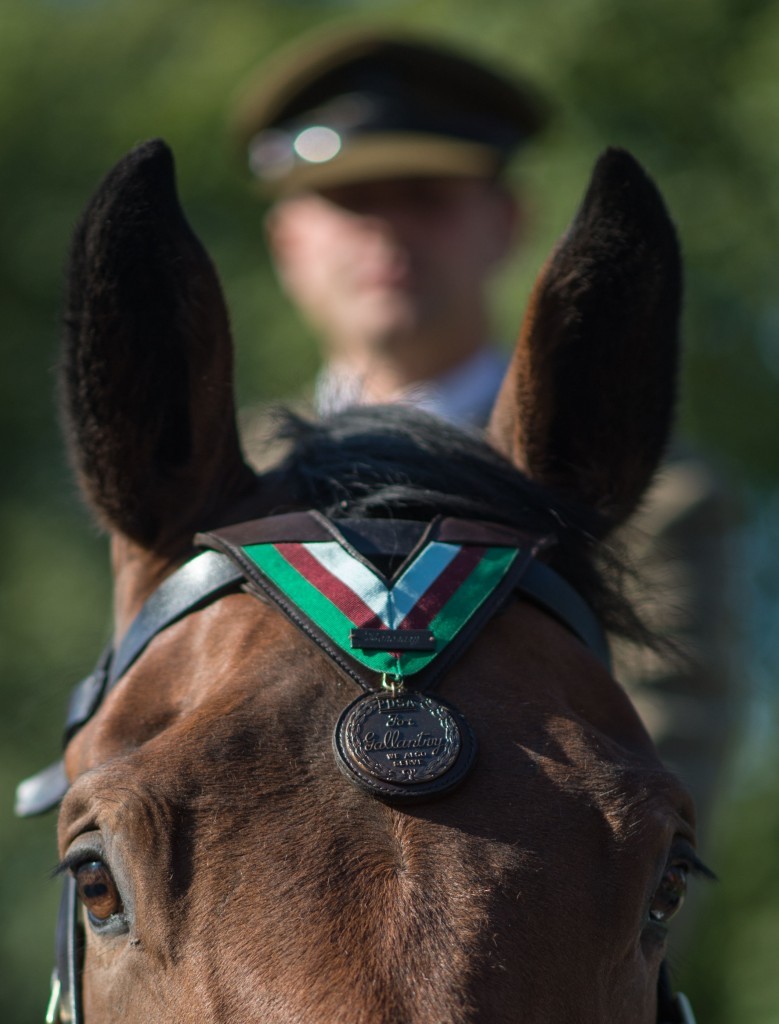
[16,511,696,1024]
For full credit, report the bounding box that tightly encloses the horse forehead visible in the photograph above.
[65,596,326,766]
[65,592,681,839]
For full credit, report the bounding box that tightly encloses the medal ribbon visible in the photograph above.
[242,538,520,677]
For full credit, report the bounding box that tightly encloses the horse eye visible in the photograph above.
[73,860,123,922]
[649,862,688,924]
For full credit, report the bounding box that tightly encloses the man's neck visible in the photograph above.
[329,313,493,400]
[316,342,509,428]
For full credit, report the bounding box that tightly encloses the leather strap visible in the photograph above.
[108,550,244,688]
[519,559,612,669]
[658,963,697,1023]
[14,553,243,819]
[46,874,82,1024]
[15,759,72,820]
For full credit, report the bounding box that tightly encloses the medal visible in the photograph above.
[333,684,476,800]
[199,513,527,801]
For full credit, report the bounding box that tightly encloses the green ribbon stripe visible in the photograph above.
[243,543,519,678]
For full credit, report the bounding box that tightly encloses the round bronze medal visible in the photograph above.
[333,690,476,800]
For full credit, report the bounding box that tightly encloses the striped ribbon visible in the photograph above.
[242,538,520,678]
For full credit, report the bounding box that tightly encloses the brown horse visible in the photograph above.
[21,140,705,1023]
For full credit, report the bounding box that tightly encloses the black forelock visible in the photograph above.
[262,405,647,644]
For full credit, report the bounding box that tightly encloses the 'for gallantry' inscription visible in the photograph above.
[339,692,461,785]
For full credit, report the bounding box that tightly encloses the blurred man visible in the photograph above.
[232,26,739,849]
[231,27,544,427]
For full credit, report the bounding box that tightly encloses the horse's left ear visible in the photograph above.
[61,139,255,555]
[488,148,681,532]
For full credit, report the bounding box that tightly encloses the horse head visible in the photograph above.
[27,140,701,1023]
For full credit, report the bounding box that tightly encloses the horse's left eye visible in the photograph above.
[649,862,688,924]
[73,860,123,923]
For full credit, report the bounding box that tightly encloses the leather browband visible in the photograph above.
[15,514,610,819]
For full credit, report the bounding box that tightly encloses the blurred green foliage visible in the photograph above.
[1,0,777,1021]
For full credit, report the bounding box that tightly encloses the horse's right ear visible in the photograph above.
[61,139,255,554]
[488,148,681,532]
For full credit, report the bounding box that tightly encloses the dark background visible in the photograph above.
[2,1,778,1020]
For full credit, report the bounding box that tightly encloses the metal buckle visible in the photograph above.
[45,968,74,1024]
[45,970,61,1024]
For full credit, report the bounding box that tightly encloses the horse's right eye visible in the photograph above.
[648,862,688,925]
[73,860,123,923]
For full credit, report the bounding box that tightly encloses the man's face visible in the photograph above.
[267,176,517,377]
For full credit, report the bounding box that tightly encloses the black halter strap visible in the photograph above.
[15,552,244,818]
[46,875,82,1024]
[14,513,694,1024]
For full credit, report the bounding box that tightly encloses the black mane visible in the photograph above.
[262,405,644,643]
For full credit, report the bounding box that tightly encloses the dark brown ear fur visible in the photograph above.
[61,139,255,552]
[488,148,681,531]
